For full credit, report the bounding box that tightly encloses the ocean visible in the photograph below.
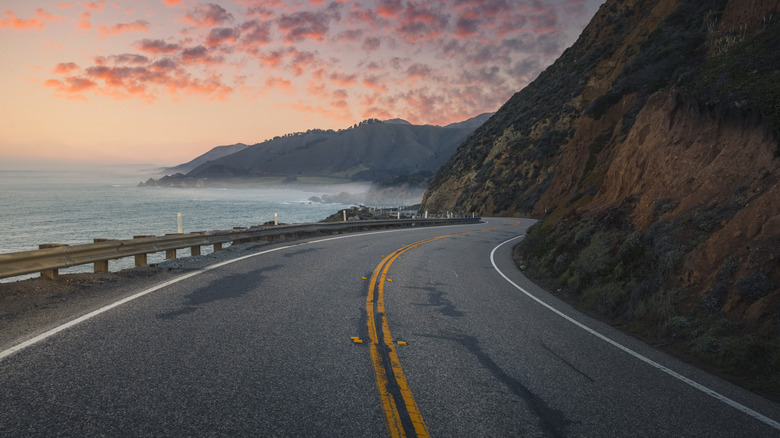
[0,164,361,281]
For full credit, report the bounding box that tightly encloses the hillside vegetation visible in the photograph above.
[421,0,779,398]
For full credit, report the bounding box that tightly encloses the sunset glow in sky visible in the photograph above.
[0,0,602,165]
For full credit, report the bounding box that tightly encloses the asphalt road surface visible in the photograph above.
[1,218,778,437]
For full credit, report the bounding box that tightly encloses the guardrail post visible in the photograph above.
[214,242,223,252]
[93,239,113,272]
[133,235,154,266]
[163,234,178,259]
[39,244,68,280]
[191,245,201,256]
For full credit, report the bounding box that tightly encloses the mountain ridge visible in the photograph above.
[142,113,493,189]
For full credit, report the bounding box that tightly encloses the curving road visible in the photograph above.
[1,218,778,437]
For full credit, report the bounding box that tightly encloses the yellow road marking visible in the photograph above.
[366,220,522,437]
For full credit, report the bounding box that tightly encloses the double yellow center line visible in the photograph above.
[365,221,521,437]
[366,237,438,438]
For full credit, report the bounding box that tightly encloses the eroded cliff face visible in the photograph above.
[421,0,779,394]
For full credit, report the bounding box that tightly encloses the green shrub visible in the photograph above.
[737,272,775,302]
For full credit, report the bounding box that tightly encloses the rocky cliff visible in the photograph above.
[421,0,779,396]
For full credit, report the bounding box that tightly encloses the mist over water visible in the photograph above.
[0,164,360,280]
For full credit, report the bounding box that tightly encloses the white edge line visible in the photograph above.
[490,235,780,431]
[0,223,473,363]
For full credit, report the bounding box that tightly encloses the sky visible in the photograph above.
[0,0,603,166]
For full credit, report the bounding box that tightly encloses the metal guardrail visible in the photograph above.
[0,217,481,281]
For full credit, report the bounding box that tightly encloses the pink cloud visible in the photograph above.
[97,20,149,37]
[307,81,329,99]
[529,6,560,35]
[108,54,150,64]
[253,49,286,70]
[135,38,180,54]
[52,62,80,74]
[265,76,294,91]
[206,27,239,47]
[277,10,332,43]
[238,20,272,50]
[78,1,107,12]
[57,3,73,8]
[180,45,225,65]
[35,0,591,128]
[47,59,232,103]
[43,76,97,100]
[376,0,403,18]
[77,11,92,30]
[36,8,66,23]
[288,49,320,76]
[405,63,432,81]
[0,9,64,31]
[347,4,379,26]
[184,4,233,29]
[326,69,358,87]
[396,3,449,42]
[284,101,352,123]
[0,11,45,31]
[363,76,388,93]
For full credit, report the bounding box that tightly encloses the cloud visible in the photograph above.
[184,3,233,28]
[37,0,599,126]
[325,69,358,87]
[253,49,287,69]
[0,11,45,31]
[376,0,403,18]
[45,56,233,103]
[135,38,180,54]
[529,4,560,35]
[454,16,479,38]
[361,37,381,51]
[405,63,432,81]
[107,54,150,64]
[335,28,362,43]
[265,76,294,92]
[78,1,106,12]
[277,10,332,42]
[36,8,66,23]
[238,20,272,49]
[0,9,65,31]
[180,45,225,65]
[77,12,91,30]
[43,76,97,101]
[52,62,80,74]
[206,27,239,47]
[284,101,353,123]
[363,76,388,93]
[97,20,149,37]
[395,3,449,42]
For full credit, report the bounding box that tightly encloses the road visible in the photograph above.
[1,218,778,437]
